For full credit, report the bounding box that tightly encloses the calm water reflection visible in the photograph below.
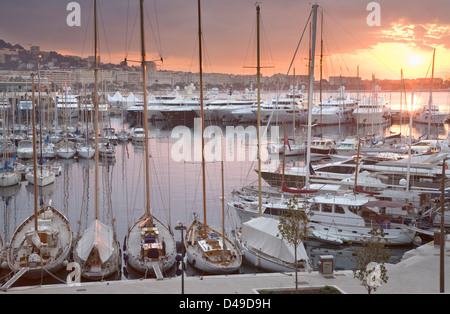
[1,109,448,286]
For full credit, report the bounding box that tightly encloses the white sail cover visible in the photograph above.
[76,219,114,264]
[107,91,123,103]
[241,217,308,263]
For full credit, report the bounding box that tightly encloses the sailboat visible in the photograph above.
[0,105,19,187]
[413,49,447,127]
[25,70,56,187]
[7,73,72,280]
[77,94,95,159]
[183,0,242,275]
[72,0,121,281]
[124,0,177,278]
[233,4,313,272]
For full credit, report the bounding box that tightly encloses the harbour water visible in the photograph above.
[1,90,449,287]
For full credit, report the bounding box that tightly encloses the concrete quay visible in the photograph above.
[2,238,450,295]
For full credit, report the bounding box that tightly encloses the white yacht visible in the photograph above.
[230,193,416,246]
[55,92,79,119]
[17,139,34,159]
[311,86,357,125]
[413,105,447,125]
[353,87,391,126]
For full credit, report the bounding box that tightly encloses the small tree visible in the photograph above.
[352,227,392,294]
[277,196,310,292]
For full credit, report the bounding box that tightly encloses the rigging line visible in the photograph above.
[149,142,169,219]
[80,0,94,59]
[189,35,199,73]
[259,10,275,72]
[242,16,257,72]
[153,0,163,58]
[202,33,214,74]
[243,8,312,186]
[322,8,399,79]
[97,4,113,64]
[124,0,130,58]
[125,5,140,60]
[323,20,347,75]
[143,0,164,59]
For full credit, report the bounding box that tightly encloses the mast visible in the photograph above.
[198,0,207,234]
[221,159,226,258]
[31,73,38,232]
[140,0,151,218]
[305,4,318,189]
[428,48,435,137]
[256,4,262,216]
[407,89,413,191]
[319,9,323,132]
[94,0,100,220]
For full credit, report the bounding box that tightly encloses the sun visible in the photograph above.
[408,54,422,67]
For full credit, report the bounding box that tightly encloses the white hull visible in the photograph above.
[236,233,299,272]
[311,108,354,125]
[268,144,305,155]
[17,149,34,160]
[125,215,177,276]
[77,146,95,159]
[0,172,19,187]
[414,114,447,125]
[310,221,416,246]
[230,193,417,246]
[184,220,242,274]
[56,149,76,159]
[25,169,55,187]
[7,206,73,280]
[354,111,390,125]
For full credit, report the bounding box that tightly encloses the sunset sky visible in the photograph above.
[1,0,449,80]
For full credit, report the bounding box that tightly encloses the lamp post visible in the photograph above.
[440,158,447,293]
[175,222,187,294]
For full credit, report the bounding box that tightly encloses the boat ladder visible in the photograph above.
[152,264,164,281]
[1,267,30,291]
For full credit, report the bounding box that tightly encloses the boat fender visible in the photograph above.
[123,236,127,251]
[123,253,129,263]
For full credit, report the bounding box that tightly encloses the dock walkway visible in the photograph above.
[2,237,450,295]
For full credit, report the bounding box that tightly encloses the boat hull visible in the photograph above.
[184,220,242,275]
[7,206,73,280]
[235,234,297,272]
[25,170,55,187]
[0,172,19,187]
[125,215,177,277]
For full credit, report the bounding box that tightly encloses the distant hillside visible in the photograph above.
[0,39,24,51]
[0,39,124,71]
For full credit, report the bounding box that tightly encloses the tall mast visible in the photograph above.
[31,73,38,232]
[94,0,99,220]
[198,0,207,233]
[140,0,151,217]
[256,4,262,216]
[305,4,318,189]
